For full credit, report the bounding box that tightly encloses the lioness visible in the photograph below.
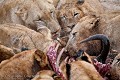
[67,12,120,56]
[59,52,103,80]
[0,23,53,53]
[0,0,61,36]
[0,49,48,80]
[57,1,84,37]
[66,15,100,56]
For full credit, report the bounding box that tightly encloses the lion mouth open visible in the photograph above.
[52,33,60,40]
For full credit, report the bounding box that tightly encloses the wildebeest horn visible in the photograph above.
[80,34,110,63]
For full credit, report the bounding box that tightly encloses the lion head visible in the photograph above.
[57,3,84,37]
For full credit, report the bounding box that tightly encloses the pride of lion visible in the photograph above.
[0,0,120,80]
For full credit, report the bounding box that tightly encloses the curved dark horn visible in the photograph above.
[80,34,110,63]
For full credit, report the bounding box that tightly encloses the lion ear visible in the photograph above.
[34,49,48,68]
[15,7,28,21]
[15,6,26,15]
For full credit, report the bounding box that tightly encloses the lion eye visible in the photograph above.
[74,13,79,17]
[50,11,53,13]
[62,15,66,18]
[72,32,77,36]
[117,59,120,63]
